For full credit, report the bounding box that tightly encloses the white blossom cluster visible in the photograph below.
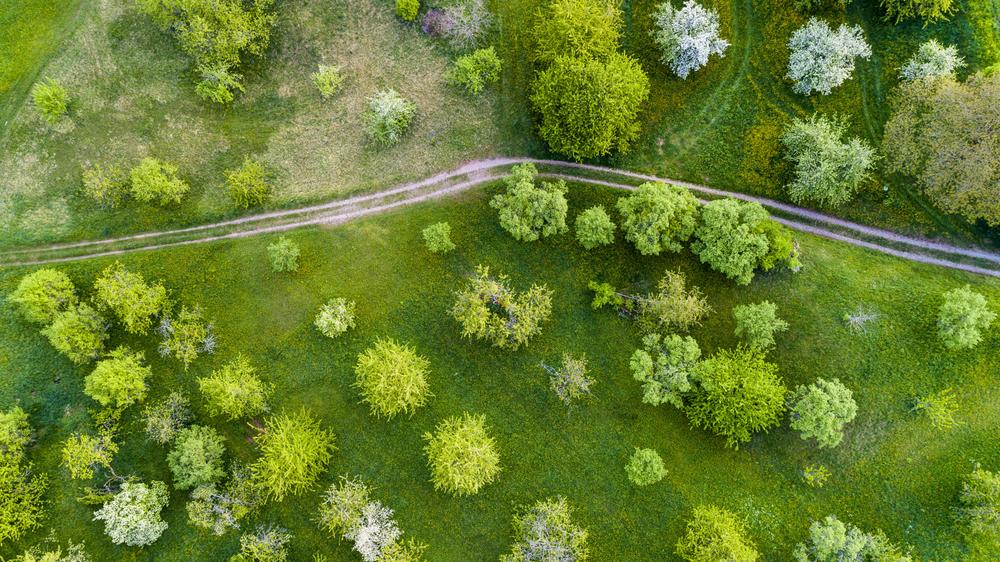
[651,0,729,79]
[92,481,169,547]
[786,18,871,95]
[345,501,402,562]
[900,39,964,81]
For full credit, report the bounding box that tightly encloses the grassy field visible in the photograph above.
[0,182,997,560]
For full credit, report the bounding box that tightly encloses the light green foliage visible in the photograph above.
[377,538,428,562]
[9,269,77,325]
[195,66,245,104]
[545,353,595,409]
[362,89,416,148]
[31,77,68,123]
[675,505,759,562]
[9,540,90,562]
[910,387,963,430]
[781,114,876,207]
[450,265,553,349]
[423,413,500,496]
[625,448,667,486]
[422,222,456,253]
[500,496,589,562]
[311,65,344,99]
[396,0,420,21]
[314,298,357,338]
[167,425,226,490]
[198,356,273,421]
[574,206,615,249]
[93,262,169,335]
[158,305,214,369]
[532,0,621,63]
[881,0,956,24]
[630,333,701,408]
[0,407,30,455]
[187,465,259,536]
[129,158,190,206]
[757,219,802,273]
[795,0,851,10]
[226,158,271,209]
[61,433,116,480]
[447,47,501,95]
[81,163,129,209]
[616,183,699,255]
[490,163,568,242]
[588,280,623,310]
[789,378,857,448]
[143,392,192,444]
[92,480,169,547]
[230,525,291,562]
[84,347,151,410]
[793,515,912,562]
[733,301,788,349]
[901,39,964,81]
[692,199,788,285]
[687,347,787,449]
[354,339,431,419]
[267,237,300,273]
[638,270,711,333]
[0,407,47,546]
[251,409,336,502]
[41,303,108,364]
[316,476,370,538]
[803,464,831,488]
[956,467,1000,545]
[937,285,995,350]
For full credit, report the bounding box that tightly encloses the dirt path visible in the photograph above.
[2,157,999,278]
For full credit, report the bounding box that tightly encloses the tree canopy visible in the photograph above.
[675,505,759,562]
[451,265,553,349]
[616,182,700,256]
[251,409,336,502]
[781,114,876,207]
[490,163,569,242]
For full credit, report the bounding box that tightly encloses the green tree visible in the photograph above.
[396,0,419,21]
[0,407,47,547]
[93,262,169,335]
[230,525,291,562]
[625,448,667,486]
[616,183,699,255]
[158,304,215,369]
[937,285,995,350]
[92,480,169,547]
[423,413,500,496]
[82,163,129,208]
[314,298,357,338]
[450,265,553,349]
[227,158,271,208]
[781,114,876,207]
[422,222,456,253]
[195,65,245,104]
[630,333,701,408]
[354,339,432,419]
[637,270,712,333]
[733,301,788,350]
[168,425,226,490]
[31,78,68,124]
[490,163,568,242]
[362,90,416,148]
[543,353,596,409]
[143,392,192,444]
[251,409,336,502]
[84,347,152,410]
[198,356,273,420]
[910,386,963,431]
[532,0,621,63]
[315,476,371,539]
[129,157,190,205]
[955,467,1000,547]
[187,464,260,536]
[267,237,300,272]
[9,269,77,325]
[675,505,759,562]
[793,515,911,562]
[61,432,117,480]
[574,206,615,249]
[789,378,857,448]
[41,303,109,364]
[447,47,502,95]
[500,497,589,562]
[881,0,955,24]
[692,199,797,285]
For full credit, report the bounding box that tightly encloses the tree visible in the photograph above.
[630,333,701,408]
[198,356,273,420]
[314,298,357,338]
[786,19,871,96]
[93,480,169,547]
[937,285,995,350]
[447,47,502,95]
[8,540,89,562]
[82,163,129,208]
[733,301,788,350]
[955,467,1000,546]
[129,157,190,205]
[227,158,271,208]
[781,114,876,206]
[92,262,169,335]
[692,198,797,285]
[187,464,260,536]
[84,347,151,410]
[362,90,416,147]
[532,0,621,63]
[230,525,291,562]
[651,0,728,78]
[881,0,955,25]
[423,413,500,495]
[311,65,344,99]
[195,65,245,104]
[168,425,226,490]
[910,387,962,431]
[675,505,759,562]
[41,303,109,364]
[789,378,857,448]
[687,347,787,448]
[354,339,431,419]
[0,407,47,546]
[883,74,1000,225]
[396,0,419,21]
[543,353,596,409]
[144,392,192,444]
[490,164,568,242]
[422,222,456,253]
[316,476,372,539]
[377,538,429,562]
[901,39,963,81]
[158,305,215,368]
[348,502,402,562]
[500,497,589,562]
[267,237,300,272]
[793,515,911,562]
[575,206,615,249]
[31,77,68,124]
[637,270,711,333]
[451,265,553,349]
[616,182,700,255]
[9,268,77,324]
[61,432,117,480]
[625,448,667,486]
[433,0,492,50]
[251,409,336,501]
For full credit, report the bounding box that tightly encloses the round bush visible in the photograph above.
[396,0,419,21]
[314,298,357,339]
[9,269,77,325]
[267,237,300,273]
[167,425,226,490]
[354,339,431,419]
[226,158,271,209]
[625,448,667,486]
[41,303,109,364]
[362,90,416,148]
[676,505,759,562]
[423,413,500,495]
[251,409,336,501]
[129,157,190,206]
[422,222,456,253]
[32,77,68,124]
[937,285,995,350]
[575,206,616,249]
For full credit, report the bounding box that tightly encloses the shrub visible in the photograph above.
[195,65,245,104]
[377,539,429,562]
[651,0,729,78]
[793,515,911,562]
[84,347,151,410]
[92,480,169,547]
[267,237,300,272]
[354,339,431,419]
[316,476,371,539]
[638,270,711,333]
[500,497,589,562]
[82,163,129,208]
[31,78,68,123]
[423,413,500,495]
[490,163,568,242]
[787,19,871,96]
[955,467,1000,545]
[692,199,791,285]
[41,303,109,364]
[226,158,271,208]
[733,301,788,349]
[0,407,48,546]
[630,333,701,408]
[9,268,77,325]
[436,0,492,50]
[143,392,192,445]
[448,47,501,95]
[625,448,667,486]
[901,39,964,81]
[910,387,962,430]
[251,409,336,501]
[533,0,621,63]
[789,378,857,448]
[882,0,955,25]
[199,356,273,420]
[937,285,995,350]
[616,182,699,255]
[93,262,169,335]
[543,353,596,409]
[396,0,419,21]
[422,222,455,253]
[803,464,831,488]
[158,305,215,369]
[314,298,357,338]
[451,265,553,349]
[168,425,226,490]
[574,206,615,249]
[781,114,876,206]
[129,157,190,205]
[311,65,345,99]
[230,525,291,562]
[676,505,759,562]
[362,90,416,148]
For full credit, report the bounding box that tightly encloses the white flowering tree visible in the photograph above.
[651,1,729,78]
[900,39,964,81]
[786,18,871,95]
[92,480,169,547]
[346,501,401,562]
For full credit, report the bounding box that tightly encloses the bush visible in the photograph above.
[396,0,419,21]
[354,339,431,419]
[92,480,169,547]
[158,305,215,368]
[781,114,876,206]
[789,378,857,448]
[447,47,501,95]
[625,448,667,486]
[316,476,371,539]
[61,432,117,480]
[168,425,226,490]
[676,505,759,562]
[543,353,596,409]
[226,158,271,209]
[651,0,729,79]
[787,19,871,96]
[451,265,553,349]
[230,525,291,562]
[733,301,788,349]
[533,0,621,63]
[198,356,273,420]
[267,237,300,272]
[630,333,701,408]
[311,65,344,99]
[616,182,699,255]
[937,285,995,350]
[314,298,357,338]
[637,270,711,333]
[251,409,336,501]
[490,163,568,242]
[84,347,152,410]
[882,0,955,25]
[438,0,492,50]
[9,268,77,325]
[93,262,169,335]
[901,39,964,81]
[195,65,245,104]
[362,90,416,148]
[143,392,192,444]
[423,413,500,495]
[187,465,260,536]
[692,199,792,285]
[129,157,190,205]
[41,303,108,364]
[793,515,911,562]
[955,467,1000,545]
[574,206,615,249]
[910,387,962,431]
[31,78,68,123]
[82,163,130,208]
[422,222,455,253]
[500,497,589,562]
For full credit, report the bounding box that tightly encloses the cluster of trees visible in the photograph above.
[793,515,911,561]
